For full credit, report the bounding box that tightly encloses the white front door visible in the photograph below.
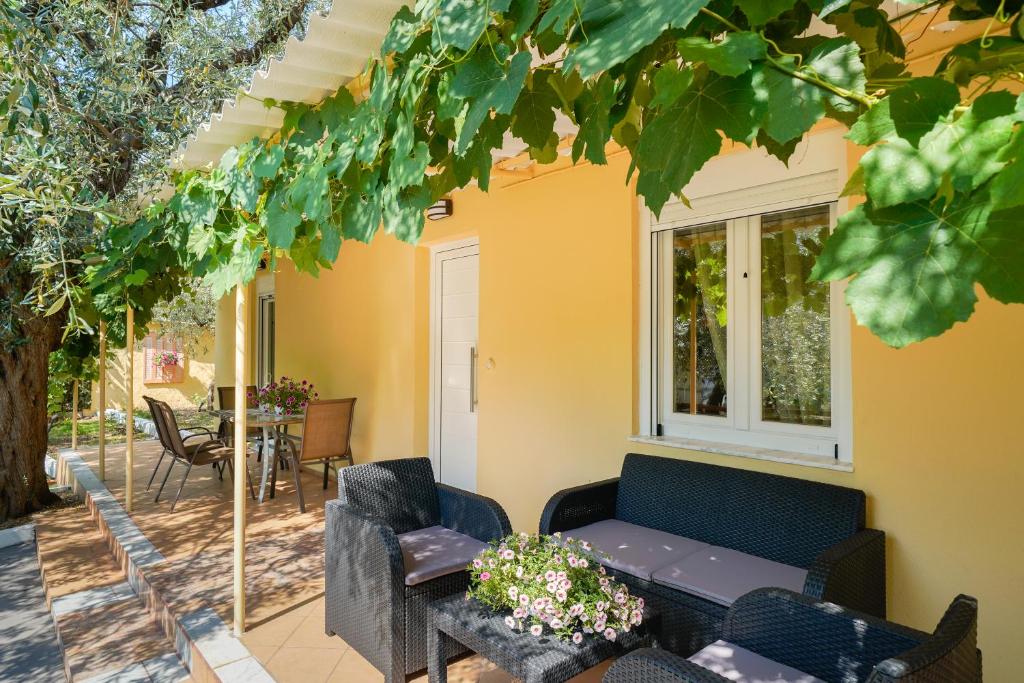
[431,242,479,491]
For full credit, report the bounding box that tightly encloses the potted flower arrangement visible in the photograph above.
[256,377,318,415]
[467,532,644,644]
[152,350,179,368]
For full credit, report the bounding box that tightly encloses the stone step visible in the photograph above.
[35,503,192,682]
[0,524,65,683]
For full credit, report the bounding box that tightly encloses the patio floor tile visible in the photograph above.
[265,646,345,683]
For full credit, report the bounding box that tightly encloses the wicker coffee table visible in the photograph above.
[427,595,659,683]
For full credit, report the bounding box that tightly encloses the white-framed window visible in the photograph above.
[638,129,852,465]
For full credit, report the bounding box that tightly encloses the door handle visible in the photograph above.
[469,346,478,413]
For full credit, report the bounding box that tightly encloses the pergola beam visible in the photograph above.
[233,283,247,636]
[98,321,106,479]
[125,305,135,512]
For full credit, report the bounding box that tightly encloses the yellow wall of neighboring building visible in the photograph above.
[272,142,1024,678]
[95,330,216,411]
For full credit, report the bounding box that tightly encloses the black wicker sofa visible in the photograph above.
[540,454,885,655]
[603,589,981,682]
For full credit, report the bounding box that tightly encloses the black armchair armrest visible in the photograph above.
[603,648,726,683]
[437,483,512,543]
[539,478,619,535]
[324,499,406,680]
[874,595,981,682]
[804,528,886,617]
[723,588,925,682]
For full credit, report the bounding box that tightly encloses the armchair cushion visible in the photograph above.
[568,519,709,581]
[397,525,488,586]
[653,547,807,607]
[688,640,823,683]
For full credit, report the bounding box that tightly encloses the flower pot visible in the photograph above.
[259,403,269,413]
[274,406,284,416]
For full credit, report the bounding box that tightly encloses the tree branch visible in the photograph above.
[214,0,309,70]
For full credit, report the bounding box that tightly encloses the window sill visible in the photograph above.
[627,434,853,472]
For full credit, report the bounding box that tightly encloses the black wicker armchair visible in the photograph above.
[540,454,886,655]
[324,457,511,682]
[603,588,981,682]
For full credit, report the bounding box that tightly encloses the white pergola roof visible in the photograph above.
[174,0,577,170]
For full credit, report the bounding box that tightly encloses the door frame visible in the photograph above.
[256,293,275,387]
[428,237,480,483]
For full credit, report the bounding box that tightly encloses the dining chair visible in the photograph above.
[277,398,356,513]
[150,398,256,511]
[143,395,221,493]
[216,385,264,458]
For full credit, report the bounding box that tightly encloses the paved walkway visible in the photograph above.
[0,528,66,683]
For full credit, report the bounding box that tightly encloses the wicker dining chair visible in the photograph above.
[149,398,256,511]
[276,398,356,513]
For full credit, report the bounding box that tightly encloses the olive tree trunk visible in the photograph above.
[0,314,61,520]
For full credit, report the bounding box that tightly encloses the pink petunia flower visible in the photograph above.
[479,572,491,581]
[572,632,584,645]
[604,628,617,642]
[530,624,543,637]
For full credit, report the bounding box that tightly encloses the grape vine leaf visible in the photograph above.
[452,50,531,154]
[888,77,961,146]
[434,0,488,52]
[564,0,709,79]
[512,72,560,149]
[636,72,758,214]
[736,0,798,26]
[811,195,1024,347]
[676,32,767,77]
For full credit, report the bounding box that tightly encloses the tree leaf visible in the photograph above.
[811,197,1011,347]
[563,0,709,79]
[805,37,866,114]
[677,32,767,77]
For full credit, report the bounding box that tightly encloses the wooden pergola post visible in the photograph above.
[71,379,79,450]
[125,305,135,513]
[98,320,106,480]
[233,283,247,636]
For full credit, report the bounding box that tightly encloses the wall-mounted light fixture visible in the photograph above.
[426,197,453,220]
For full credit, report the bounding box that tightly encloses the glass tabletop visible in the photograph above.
[209,408,303,427]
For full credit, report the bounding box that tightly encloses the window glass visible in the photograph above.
[760,206,831,427]
[672,223,728,416]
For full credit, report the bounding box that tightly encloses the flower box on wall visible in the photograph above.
[143,333,185,384]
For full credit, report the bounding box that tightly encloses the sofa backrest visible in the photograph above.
[615,453,866,568]
[337,457,440,534]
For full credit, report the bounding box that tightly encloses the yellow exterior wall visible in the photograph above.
[95,329,216,411]
[272,144,1024,678]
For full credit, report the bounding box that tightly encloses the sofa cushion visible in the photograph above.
[397,526,488,586]
[565,519,709,581]
[689,640,825,683]
[616,454,866,568]
[652,546,807,607]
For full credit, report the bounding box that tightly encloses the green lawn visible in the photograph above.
[48,408,222,449]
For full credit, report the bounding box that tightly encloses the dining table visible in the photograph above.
[211,408,303,503]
